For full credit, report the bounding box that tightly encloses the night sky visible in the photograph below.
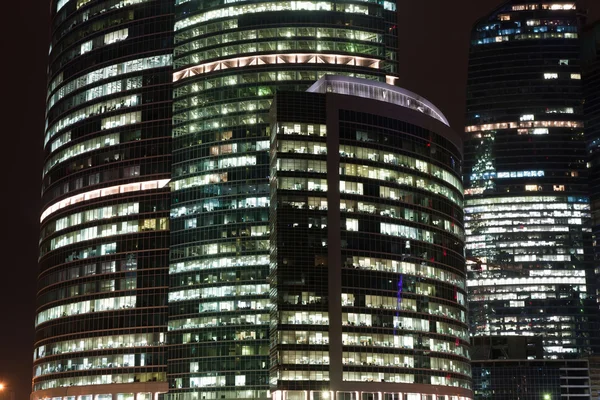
[1,1,598,399]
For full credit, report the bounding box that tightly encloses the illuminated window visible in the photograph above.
[101,111,141,130]
[464,188,484,195]
[496,170,544,179]
[175,1,368,31]
[499,14,511,21]
[48,55,172,110]
[545,107,573,114]
[104,28,129,45]
[383,1,395,11]
[544,73,558,79]
[541,3,575,10]
[525,185,539,191]
[571,73,581,80]
[346,219,359,231]
[554,185,565,191]
[44,133,120,177]
[80,40,92,54]
[513,4,538,10]
[466,120,582,132]
[520,114,534,121]
[559,59,569,65]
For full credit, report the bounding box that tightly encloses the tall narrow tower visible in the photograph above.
[269,77,472,400]
[464,0,595,398]
[34,1,173,399]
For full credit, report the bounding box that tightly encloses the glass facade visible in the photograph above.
[268,77,471,400]
[464,0,596,362]
[33,0,173,399]
[472,359,590,400]
[167,0,398,398]
[589,355,600,400]
[583,21,600,310]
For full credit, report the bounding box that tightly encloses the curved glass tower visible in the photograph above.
[34,1,173,399]
[464,0,594,368]
[167,1,398,400]
[268,76,471,399]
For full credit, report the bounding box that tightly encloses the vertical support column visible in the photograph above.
[326,98,343,390]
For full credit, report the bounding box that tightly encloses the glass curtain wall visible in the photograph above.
[167,1,398,400]
[464,0,595,362]
[33,0,173,399]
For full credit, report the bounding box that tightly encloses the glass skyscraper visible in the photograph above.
[464,0,595,398]
[268,76,471,400]
[167,0,398,399]
[34,1,173,399]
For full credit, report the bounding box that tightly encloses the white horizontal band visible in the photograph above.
[174,53,381,82]
[40,179,169,223]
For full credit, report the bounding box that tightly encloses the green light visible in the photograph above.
[543,394,551,400]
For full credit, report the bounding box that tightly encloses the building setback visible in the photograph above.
[464,1,596,398]
[33,0,173,399]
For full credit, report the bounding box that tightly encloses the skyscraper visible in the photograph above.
[34,1,173,399]
[583,18,600,308]
[167,1,398,399]
[464,0,595,398]
[268,76,471,400]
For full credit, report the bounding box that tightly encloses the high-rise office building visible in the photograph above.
[34,1,173,399]
[267,76,471,400]
[167,1,398,399]
[583,19,600,308]
[167,73,473,399]
[464,1,595,398]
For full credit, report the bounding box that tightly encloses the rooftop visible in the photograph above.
[307,75,450,126]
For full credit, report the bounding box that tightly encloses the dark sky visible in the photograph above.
[1,1,598,399]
